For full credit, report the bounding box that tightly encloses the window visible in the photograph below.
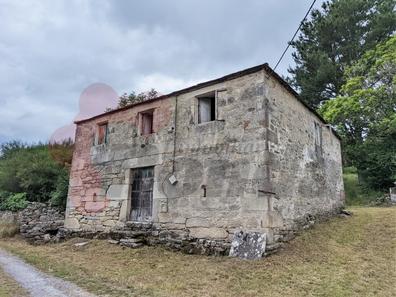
[97,122,108,145]
[198,92,216,123]
[140,110,154,135]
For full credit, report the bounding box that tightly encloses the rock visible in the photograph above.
[107,239,119,244]
[120,238,144,248]
[340,209,353,216]
[43,234,51,242]
[229,231,266,260]
[74,241,89,247]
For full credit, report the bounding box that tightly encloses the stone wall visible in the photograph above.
[19,202,64,243]
[264,73,344,237]
[64,64,344,255]
[0,211,18,224]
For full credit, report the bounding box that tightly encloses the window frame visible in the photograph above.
[139,109,155,136]
[196,91,217,124]
[96,122,108,145]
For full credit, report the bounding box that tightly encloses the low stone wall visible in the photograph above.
[58,221,231,256]
[19,202,65,244]
[59,207,344,258]
[0,211,18,224]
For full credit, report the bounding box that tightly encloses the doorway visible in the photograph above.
[130,166,154,222]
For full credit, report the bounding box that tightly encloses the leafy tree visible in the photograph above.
[48,139,74,168]
[289,0,396,108]
[118,88,159,108]
[356,116,396,189]
[0,142,73,209]
[321,35,396,189]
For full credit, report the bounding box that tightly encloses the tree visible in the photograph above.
[118,88,159,108]
[0,142,74,209]
[320,35,396,189]
[288,0,396,108]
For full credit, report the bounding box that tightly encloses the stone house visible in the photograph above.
[65,63,344,254]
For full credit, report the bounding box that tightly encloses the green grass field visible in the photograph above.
[0,207,395,297]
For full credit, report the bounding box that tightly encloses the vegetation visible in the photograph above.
[322,35,396,190]
[0,141,73,211]
[289,0,395,195]
[343,167,385,205]
[0,207,394,297]
[118,88,159,108]
[0,193,28,212]
[289,0,396,108]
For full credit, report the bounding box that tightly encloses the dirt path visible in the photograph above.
[0,249,96,297]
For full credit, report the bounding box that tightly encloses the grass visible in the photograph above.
[343,167,384,206]
[0,267,28,297]
[0,222,19,239]
[0,207,395,297]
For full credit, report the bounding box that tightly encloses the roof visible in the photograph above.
[74,63,340,140]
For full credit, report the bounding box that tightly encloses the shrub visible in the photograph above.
[50,168,69,209]
[1,192,28,211]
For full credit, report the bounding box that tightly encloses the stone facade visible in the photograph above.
[65,63,344,255]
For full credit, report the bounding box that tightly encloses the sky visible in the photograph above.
[0,0,325,144]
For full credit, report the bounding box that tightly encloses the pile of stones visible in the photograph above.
[19,202,64,244]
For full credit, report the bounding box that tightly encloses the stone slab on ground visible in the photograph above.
[229,231,266,259]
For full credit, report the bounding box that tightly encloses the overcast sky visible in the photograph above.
[0,0,325,144]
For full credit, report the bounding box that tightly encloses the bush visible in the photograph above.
[50,168,69,209]
[0,141,73,210]
[1,192,28,211]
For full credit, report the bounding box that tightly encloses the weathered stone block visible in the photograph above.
[189,227,228,239]
[229,231,266,259]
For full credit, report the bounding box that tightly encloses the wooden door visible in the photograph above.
[130,167,154,221]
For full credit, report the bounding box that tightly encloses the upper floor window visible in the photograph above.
[198,92,216,124]
[140,110,154,135]
[97,122,108,145]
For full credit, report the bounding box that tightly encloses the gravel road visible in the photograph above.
[0,248,96,297]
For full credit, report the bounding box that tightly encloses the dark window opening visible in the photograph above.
[97,123,108,145]
[198,93,216,123]
[201,185,207,197]
[141,111,154,135]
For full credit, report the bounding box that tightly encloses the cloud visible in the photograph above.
[0,0,325,144]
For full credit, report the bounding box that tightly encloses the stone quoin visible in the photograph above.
[64,63,344,258]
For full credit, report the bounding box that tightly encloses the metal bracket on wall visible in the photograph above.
[258,189,279,199]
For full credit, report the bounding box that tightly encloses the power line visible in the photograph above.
[273,0,317,71]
